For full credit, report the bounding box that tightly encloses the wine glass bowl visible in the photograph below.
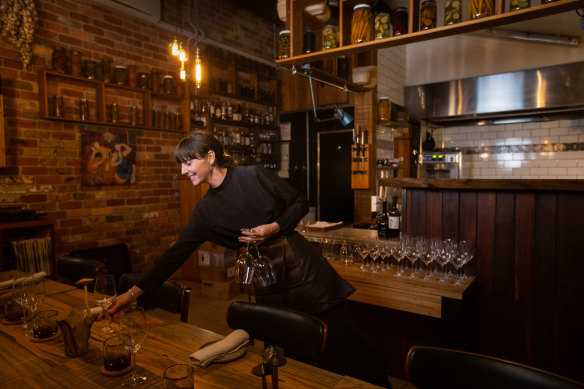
[94,275,117,334]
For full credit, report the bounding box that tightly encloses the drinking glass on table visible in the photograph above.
[163,364,194,389]
[94,275,117,334]
[120,306,148,386]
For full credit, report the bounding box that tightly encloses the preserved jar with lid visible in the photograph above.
[468,0,493,20]
[322,25,338,50]
[351,4,373,44]
[392,7,408,36]
[444,0,462,25]
[510,0,530,10]
[303,29,316,53]
[378,97,390,121]
[51,47,67,73]
[70,50,82,76]
[278,30,290,59]
[374,12,390,40]
[420,0,437,30]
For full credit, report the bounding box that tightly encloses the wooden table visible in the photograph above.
[0,277,382,388]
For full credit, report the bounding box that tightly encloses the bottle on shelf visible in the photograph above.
[388,195,401,239]
[377,200,390,239]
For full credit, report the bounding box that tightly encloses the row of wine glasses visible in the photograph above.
[8,272,46,334]
[316,235,474,285]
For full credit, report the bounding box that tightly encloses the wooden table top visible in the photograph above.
[0,277,383,388]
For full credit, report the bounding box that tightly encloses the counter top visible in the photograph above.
[378,178,584,191]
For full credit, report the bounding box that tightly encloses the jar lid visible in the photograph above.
[422,0,436,4]
[353,3,371,10]
[378,97,389,100]
[163,75,174,78]
[279,30,291,35]
[394,7,408,12]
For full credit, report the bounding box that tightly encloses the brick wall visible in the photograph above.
[0,0,275,272]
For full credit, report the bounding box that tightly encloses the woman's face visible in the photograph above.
[181,153,212,186]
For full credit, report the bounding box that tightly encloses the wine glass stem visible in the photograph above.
[131,351,137,378]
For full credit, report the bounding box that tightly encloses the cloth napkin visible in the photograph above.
[189,329,249,367]
[0,271,47,289]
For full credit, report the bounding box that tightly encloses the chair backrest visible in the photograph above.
[226,301,328,366]
[69,244,132,286]
[56,256,108,291]
[119,273,191,323]
[406,345,584,389]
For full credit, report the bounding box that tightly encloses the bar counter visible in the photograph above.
[369,177,584,383]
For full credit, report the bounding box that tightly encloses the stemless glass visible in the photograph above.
[120,306,149,386]
[94,275,117,334]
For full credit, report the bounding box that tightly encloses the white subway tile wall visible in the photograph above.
[434,120,584,178]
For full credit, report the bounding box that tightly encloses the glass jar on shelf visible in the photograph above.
[392,7,408,36]
[374,12,391,40]
[510,0,530,11]
[444,0,462,25]
[468,0,493,20]
[351,4,373,44]
[322,24,338,50]
[278,30,290,59]
[420,0,437,30]
[378,97,390,121]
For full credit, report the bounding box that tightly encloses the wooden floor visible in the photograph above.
[176,279,417,389]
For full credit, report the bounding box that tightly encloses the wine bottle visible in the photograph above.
[377,201,390,239]
[388,196,400,239]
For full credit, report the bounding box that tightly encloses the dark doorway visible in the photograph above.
[318,129,354,223]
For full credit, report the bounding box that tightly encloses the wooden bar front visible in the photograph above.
[377,178,584,383]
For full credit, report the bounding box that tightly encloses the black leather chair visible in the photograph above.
[406,345,584,389]
[56,256,108,291]
[69,243,132,287]
[226,301,328,366]
[118,273,191,323]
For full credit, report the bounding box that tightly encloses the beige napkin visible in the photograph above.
[0,271,47,289]
[189,329,249,367]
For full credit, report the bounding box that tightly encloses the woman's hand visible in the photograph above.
[238,222,280,245]
[97,286,143,322]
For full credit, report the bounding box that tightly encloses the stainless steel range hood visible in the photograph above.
[405,61,584,125]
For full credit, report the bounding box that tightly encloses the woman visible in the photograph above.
[105,130,391,388]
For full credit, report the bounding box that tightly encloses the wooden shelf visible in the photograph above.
[38,69,186,132]
[279,0,584,66]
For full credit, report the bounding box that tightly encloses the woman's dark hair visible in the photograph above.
[174,130,233,167]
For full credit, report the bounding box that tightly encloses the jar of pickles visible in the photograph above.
[420,0,437,30]
[278,30,290,59]
[510,0,530,10]
[351,4,373,44]
[322,25,338,50]
[378,97,390,121]
[444,0,462,25]
[468,0,493,20]
[374,12,390,40]
[392,7,408,36]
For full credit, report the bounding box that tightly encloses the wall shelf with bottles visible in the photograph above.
[279,0,584,66]
[38,70,186,133]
